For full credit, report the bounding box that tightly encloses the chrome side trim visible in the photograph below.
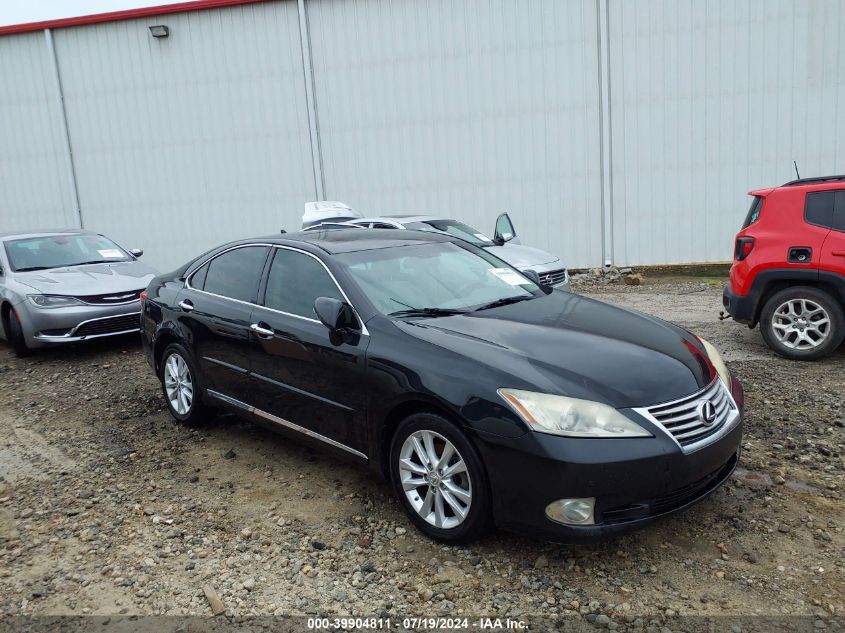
[252,372,353,412]
[202,356,249,375]
[207,389,253,412]
[184,243,369,337]
[205,390,367,461]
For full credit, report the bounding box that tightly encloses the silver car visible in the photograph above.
[0,230,158,356]
[302,204,570,291]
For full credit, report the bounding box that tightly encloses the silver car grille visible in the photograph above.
[635,379,737,452]
[538,268,568,286]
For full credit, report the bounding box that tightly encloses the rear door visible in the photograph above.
[177,245,269,404]
[819,190,845,279]
[247,246,370,458]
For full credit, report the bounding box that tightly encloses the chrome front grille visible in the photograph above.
[76,289,144,305]
[538,268,568,286]
[635,379,737,452]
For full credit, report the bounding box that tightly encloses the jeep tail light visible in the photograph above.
[735,237,755,261]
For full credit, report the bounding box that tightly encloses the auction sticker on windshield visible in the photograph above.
[488,267,526,285]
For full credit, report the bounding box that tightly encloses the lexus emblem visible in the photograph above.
[698,400,718,426]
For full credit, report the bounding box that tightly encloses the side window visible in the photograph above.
[190,262,209,290]
[203,246,268,303]
[264,249,344,319]
[371,222,398,229]
[833,191,845,232]
[804,191,835,229]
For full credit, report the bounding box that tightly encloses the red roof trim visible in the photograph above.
[0,0,267,36]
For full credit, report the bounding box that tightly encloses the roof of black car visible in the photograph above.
[268,228,452,254]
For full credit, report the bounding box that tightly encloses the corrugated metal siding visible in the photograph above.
[608,0,845,266]
[51,1,314,269]
[307,0,604,268]
[0,32,77,230]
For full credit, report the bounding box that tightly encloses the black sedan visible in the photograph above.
[141,229,743,543]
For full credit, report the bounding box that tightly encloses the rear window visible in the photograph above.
[804,191,836,229]
[742,196,763,229]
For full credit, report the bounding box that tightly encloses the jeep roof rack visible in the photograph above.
[782,175,845,186]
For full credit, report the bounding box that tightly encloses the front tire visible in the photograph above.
[760,286,845,360]
[389,412,492,543]
[159,343,209,425]
[7,308,31,358]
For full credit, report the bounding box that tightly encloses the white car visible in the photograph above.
[301,203,570,291]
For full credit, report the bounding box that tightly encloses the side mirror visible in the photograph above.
[493,213,517,246]
[314,297,357,344]
[523,269,552,294]
[130,248,144,258]
[522,269,541,285]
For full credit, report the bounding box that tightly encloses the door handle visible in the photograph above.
[832,251,845,257]
[250,323,275,337]
[178,299,194,312]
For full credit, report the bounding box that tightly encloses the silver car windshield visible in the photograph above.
[5,234,131,272]
[338,242,541,316]
[406,220,495,247]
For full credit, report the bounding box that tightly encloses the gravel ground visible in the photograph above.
[0,278,842,630]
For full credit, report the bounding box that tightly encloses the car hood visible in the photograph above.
[396,291,715,409]
[14,261,158,296]
[483,243,560,269]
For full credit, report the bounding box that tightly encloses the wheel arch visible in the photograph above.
[376,396,466,480]
[750,269,845,326]
[152,329,181,374]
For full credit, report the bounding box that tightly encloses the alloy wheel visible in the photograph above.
[164,353,194,415]
[771,298,831,350]
[398,430,472,529]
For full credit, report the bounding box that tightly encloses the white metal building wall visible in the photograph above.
[608,0,845,266]
[306,0,605,268]
[2,0,845,270]
[0,32,79,230]
[50,2,316,268]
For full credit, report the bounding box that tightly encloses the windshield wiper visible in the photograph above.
[67,260,123,267]
[474,295,533,311]
[389,307,469,318]
[14,266,51,272]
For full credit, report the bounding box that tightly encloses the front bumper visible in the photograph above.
[476,377,744,542]
[18,301,142,348]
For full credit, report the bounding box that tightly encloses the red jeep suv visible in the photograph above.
[723,175,845,360]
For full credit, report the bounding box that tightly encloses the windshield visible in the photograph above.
[4,234,131,272]
[406,220,495,247]
[338,242,542,315]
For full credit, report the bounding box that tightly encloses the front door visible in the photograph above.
[819,190,845,279]
[248,246,369,457]
[178,245,269,404]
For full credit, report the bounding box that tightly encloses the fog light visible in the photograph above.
[545,498,595,525]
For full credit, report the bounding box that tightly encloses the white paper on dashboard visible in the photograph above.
[97,249,123,258]
[488,267,526,285]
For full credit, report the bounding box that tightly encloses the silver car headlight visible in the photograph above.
[498,389,652,438]
[699,337,731,387]
[28,294,84,309]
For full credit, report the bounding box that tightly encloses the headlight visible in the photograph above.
[699,337,731,387]
[28,295,84,308]
[498,389,652,438]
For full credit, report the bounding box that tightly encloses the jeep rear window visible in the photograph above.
[804,191,835,229]
[742,196,763,228]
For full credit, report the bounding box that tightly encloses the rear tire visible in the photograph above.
[6,308,31,358]
[389,412,492,544]
[760,286,844,360]
[159,343,209,425]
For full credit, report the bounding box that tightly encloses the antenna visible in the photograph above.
[793,161,800,180]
